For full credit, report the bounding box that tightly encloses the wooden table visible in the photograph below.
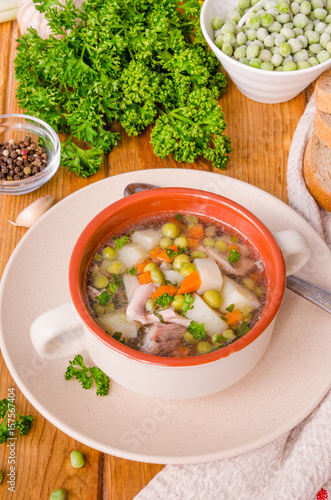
[0,18,315,500]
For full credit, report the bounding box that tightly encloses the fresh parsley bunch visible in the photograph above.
[15,0,231,177]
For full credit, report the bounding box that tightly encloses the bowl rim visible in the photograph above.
[69,187,286,367]
[200,0,331,76]
[0,113,61,193]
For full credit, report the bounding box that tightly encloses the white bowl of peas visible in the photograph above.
[200,0,331,102]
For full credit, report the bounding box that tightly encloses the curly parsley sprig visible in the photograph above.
[65,355,110,396]
[0,399,33,444]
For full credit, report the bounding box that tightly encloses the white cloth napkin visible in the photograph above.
[134,94,331,500]
[287,92,331,248]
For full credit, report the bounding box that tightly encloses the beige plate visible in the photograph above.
[0,169,330,464]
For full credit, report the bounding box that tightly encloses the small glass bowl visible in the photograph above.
[0,114,61,195]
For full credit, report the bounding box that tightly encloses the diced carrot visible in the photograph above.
[135,259,152,274]
[227,244,238,251]
[248,270,261,282]
[188,223,204,241]
[168,217,182,228]
[138,271,152,284]
[177,271,201,295]
[225,309,244,327]
[151,285,178,299]
[188,238,199,248]
[156,244,178,263]
[149,246,163,260]
[171,344,191,358]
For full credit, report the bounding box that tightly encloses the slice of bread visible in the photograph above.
[303,133,331,212]
[313,109,331,149]
[315,68,331,114]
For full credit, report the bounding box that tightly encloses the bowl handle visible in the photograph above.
[30,302,84,360]
[274,229,311,276]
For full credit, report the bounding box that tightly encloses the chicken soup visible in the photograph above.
[85,213,267,357]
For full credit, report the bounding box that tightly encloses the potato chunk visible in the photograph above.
[220,275,260,313]
[97,312,138,340]
[118,243,148,268]
[185,294,228,337]
[194,257,223,294]
[131,229,163,252]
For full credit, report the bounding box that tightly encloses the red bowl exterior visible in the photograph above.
[69,188,286,367]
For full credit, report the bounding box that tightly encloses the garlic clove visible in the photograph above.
[10,195,55,228]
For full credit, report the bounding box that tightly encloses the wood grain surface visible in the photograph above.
[0,18,315,500]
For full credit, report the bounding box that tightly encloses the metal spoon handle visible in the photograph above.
[286,275,331,314]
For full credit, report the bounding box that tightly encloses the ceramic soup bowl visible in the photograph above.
[30,188,310,399]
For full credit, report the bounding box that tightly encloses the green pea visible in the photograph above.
[104,302,115,313]
[293,13,309,27]
[247,43,260,58]
[307,56,319,65]
[103,246,116,259]
[250,57,262,68]
[277,1,290,13]
[93,275,110,289]
[162,223,180,239]
[93,252,103,262]
[197,341,212,354]
[297,60,311,68]
[212,334,223,344]
[143,262,157,272]
[223,329,236,340]
[183,331,199,344]
[222,42,233,56]
[50,489,66,500]
[242,278,256,290]
[237,31,248,46]
[180,263,197,278]
[238,0,250,9]
[282,61,297,70]
[271,52,283,66]
[260,49,272,62]
[317,49,331,62]
[215,239,228,252]
[171,294,185,311]
[214,35,224,48]
[70,450,85,468]
[309,43,322,54]
[145,298,157,312]
[108,261,126,274]
[246,28,257,41]
[260,61,274,70]
[314,7,327,20]
[280,41,291,56]
[173,254,190,270]
[261,13,274,27]
[202,237,215,247]
[300,1,311,14]
[150,268,165,285]
[185,214,199,225]
[223,32,236,46]
[212,16,223,30]
[160,237,173,249]
[174,236,189,248]
[203,290,223,309]
[93,302,105,316]
[191,250,207,258]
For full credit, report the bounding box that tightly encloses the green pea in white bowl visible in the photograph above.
[200,0,331,103]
